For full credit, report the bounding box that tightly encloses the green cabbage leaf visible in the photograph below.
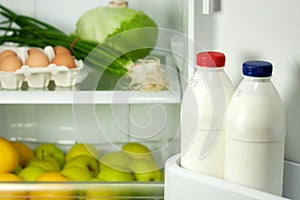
[75,7,158,64]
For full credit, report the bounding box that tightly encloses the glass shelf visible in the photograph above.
[0,55,182,105]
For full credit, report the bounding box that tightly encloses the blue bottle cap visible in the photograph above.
[242,61,273,77]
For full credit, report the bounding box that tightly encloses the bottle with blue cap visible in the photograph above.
[224,60,286,196]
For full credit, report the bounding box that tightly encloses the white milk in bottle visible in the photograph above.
[224,61,286,196]
[181,52,234,178]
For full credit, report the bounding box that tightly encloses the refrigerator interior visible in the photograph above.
[0,0,187,199]
[165,0,300,200]
[1,0,300,199]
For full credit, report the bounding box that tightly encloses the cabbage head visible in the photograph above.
[75,7,158,63]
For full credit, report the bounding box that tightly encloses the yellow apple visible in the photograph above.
[121,142,153,160]
[66,143,100,162]
[61,166,93,181]
[35,143,65,167]
[64,155,99,177]
[99,151,132,171]
[18,165,46,181]
[97,167,134,182]
[26,156,61,172]
[129,159,163,182]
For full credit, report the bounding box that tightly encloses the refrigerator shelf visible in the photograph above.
[0,89,180,104]
[0,182,164,199]
[0,55,181,105]
[165,154,300,200]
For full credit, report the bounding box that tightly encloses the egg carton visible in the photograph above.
[0,45,84,89]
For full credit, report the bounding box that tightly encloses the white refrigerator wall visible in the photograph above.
[194,0,300,164]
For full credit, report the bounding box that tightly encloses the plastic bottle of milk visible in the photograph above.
[224,60,286,196]
[181,52,234,179]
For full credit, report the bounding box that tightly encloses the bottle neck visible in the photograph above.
[196,66,225,74]
[243,75,271,82]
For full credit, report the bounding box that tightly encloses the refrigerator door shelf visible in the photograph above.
[165,154,299,200]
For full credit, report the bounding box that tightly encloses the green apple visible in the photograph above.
[99,151,132,172]
[35,143,65,167]
[97,167,135,182]
[64,155,99,177]
[26,156,61,172]
[96,168,134,198]
[61,166,93,181]
[129,159,163,182]
[85,178,117,200]
[121,142,153,160]
[85,181,121,200]
[66,143,100,162]
[19,165,46,181]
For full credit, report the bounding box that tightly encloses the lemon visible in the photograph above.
[29,172,75,200]
[0,137,19,173]
[0,173,28,200]
[11,141,34,167]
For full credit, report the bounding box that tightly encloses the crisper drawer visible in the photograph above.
[0,141,165,199]
[0,102,180,199]
[165,154,300,200]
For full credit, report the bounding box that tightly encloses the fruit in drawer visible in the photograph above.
[35,143,65,167]
[129,159,163,182]
[61,166,93,181]
[11,141,34,168]
[29,172,75,200]
[97,167,135,182]
[0,173,28,200]
[18,165,46,181]
[99,151,132,171]
[26,156,61,172]
[63,155,99,177]
[0,137,19,174]
[121,142,153,160]
[66,143,100,162]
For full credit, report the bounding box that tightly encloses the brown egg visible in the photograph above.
[0,55,23,72]
[26,52,50,68]
[54,46,71,55]
[27,48,43,55]
[0,50,17,61]
[52,53,75,69]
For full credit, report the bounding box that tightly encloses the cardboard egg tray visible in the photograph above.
[0,46,84,89]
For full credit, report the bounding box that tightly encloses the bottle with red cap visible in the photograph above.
[180,51,234,178]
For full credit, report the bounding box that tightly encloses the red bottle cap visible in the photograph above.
[196,52,226,68]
